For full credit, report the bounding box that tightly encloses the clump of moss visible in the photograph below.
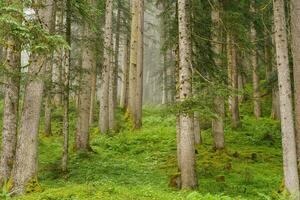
[25,177,43,194]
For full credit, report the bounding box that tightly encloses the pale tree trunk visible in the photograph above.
[99,0,113,133]
[62,0,71,172]
[227,33,240,129]
[290,0,300,165]
[135,0,144,129]
[250,4,261,119]
[193,112,201,145]
[53,5,64,107]
[120,38,129,108]
[44,1,56,136]
[177,0,198,189]
[89,64,97,125]
[76,4,96,151]
[128,0,138,125]
[114,4,121,107]
[12,0,54,194]
[162,54,167,105]
[273,0,300,197]
[0,38,21,185]
[211,0,225,150]
[108,37,116,131]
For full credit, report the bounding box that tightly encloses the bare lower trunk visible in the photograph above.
[44,96,52,136]
[273,0,300,197]
[135,0,144,129]
[12,1,54,194]
[128,0,138,125]
[193,112,201,145]
[290,0,300,165]
[76,17,95,151]
[271,88,280,120]
[89,67,97,125]
[227,34,240,129]
[251,4,261,119]
[62,0,71,172]
[120,39,129,108]
[0,39,20,185]
[99,0,113,133]
[212,97,225,149]
[12,55,46,194]
[178,0,198,189]
[211,0,225,149]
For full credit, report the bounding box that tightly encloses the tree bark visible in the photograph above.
[250,4,261,119]
[273,0,300,197]
[135,0,144,129]
[177,0,198,189]
[227,33,240,129]
[99,0,113,133]
[211,0,225,150]
[76,8,95,151]
[0,38,20,185]
[120,38,129,108]
[290,0,300,165]
[12,0,55,193]
[62,0,71,172]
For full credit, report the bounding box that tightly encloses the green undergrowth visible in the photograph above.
[0,102,289,199]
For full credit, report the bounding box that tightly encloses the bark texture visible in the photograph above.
[75,11,95,151]
[99,0,113,133]
[211,0,225,150]
[250,4,261,119]
[177,0,198,189]
[290,0,300,164]
[0,38,20,185]
[273,0,300,197]
[12,0,55,194]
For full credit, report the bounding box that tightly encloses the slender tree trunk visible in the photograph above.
[211,0,225,150]
[76,7,96,151]
[120,38,129,108]
[250,4,261,119]
[44,1,56,136]
[227,33,240,129]
[135,0,144,129]
[273,0,300,197]
[290,0,300,165]
[99,0,113,133]
[128,0,138,125]
[12,0,54,193]
[0,38,20,185]
[177,0,198,189]
[193,112,201,145]
[62,0,71,172]
[89,64,97,125]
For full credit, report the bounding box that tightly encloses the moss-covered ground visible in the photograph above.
[0,101,289,199]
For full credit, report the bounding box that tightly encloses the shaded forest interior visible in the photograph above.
[1,0,300,199]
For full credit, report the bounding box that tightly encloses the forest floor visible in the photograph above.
[0,101,286,200]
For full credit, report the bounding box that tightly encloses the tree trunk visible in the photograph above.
[250,4,261,119]
[193,112,201,145]
[211,0,225,150]
[227,33,240,129]
[120,38,129,108]
[62,0,71,172]
[135,0,144,129]
[44,1,56,136]
[273,0,300,197]
[128,0,138,125]
[177,0,198,189]
[76,9,95,151]
[290,0,300,165]
[99,0,113,133]
[89,64,97,125]
[0,38,20,185]
[12,0,54,194]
